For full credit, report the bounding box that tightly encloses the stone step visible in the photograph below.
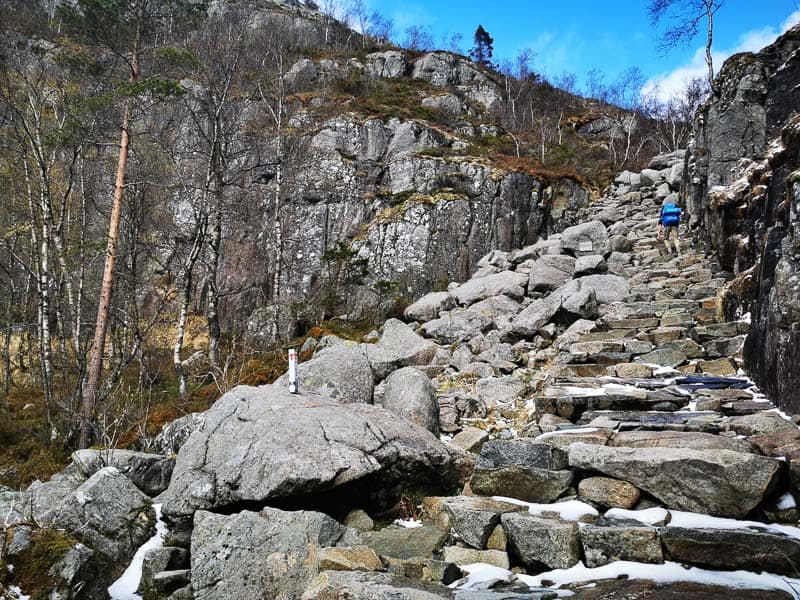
[694,322,749,341]
[536,386,687,421]
[579,410,721,433]
[578,330,632,342]
[602,317,660,330]
[550,363,609,379]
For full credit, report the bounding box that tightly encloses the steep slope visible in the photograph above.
[10,151,798,599]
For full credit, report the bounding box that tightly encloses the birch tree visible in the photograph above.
[648,0,726,95]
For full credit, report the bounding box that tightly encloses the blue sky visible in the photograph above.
[363,0,800,99]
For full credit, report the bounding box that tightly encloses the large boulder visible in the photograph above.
[365,51,409,78]
[276,342,373,404]
[560,221,609,257]
[421,296,520,344]
[29,467,155,563]
[191,508,345,600]
[404,292,455,322]
[509,295,560,336]
[575,274,630,305]
[580,525,663,568]
[528,255,575,293]
[302,571,451,599]
[151,412,206,455]
[510,277,612,337]
[661,527,800,577]
[381,367,439,435]
[71,449,175,496]
[359,525,448,560]
[568,443,781,518]
[427,496,526,550]
[160,386,473,518]
[501,513,581,570]
[451,271,528,306]
[364,319,439,381]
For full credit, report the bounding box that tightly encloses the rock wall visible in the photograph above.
[190,50,591,343]
[687,25,800,411]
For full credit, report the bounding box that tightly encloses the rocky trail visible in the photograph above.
[146,151,800,598]
[6,150,800,600]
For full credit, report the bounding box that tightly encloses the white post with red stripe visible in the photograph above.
[288,348,299,394]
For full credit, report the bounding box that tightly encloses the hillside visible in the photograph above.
[0,0,668,461]
[12,3,800,600]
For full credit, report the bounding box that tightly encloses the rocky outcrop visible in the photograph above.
[687,25,800,412]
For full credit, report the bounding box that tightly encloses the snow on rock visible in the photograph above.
[448,563,514,591]
[605,507,671,526]
[778,493,797,510]
[494,497,599,522]
[7,586,30,600]
[108,503,168,600]
[535,428,599,442]
[393,518,423,529]
[517,560,800,596]
[667,509,800,540]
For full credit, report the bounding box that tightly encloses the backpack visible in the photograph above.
[661,203,681,226]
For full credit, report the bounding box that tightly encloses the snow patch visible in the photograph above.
[778,493,797,511]
[108,504,168,600]
[493,497,599,522]
[448,563,514,590]
[7,586,30,600]
[393,518,423,529]
[605,507,670,526]
[96,466,120,478]
[668,509,800,540]
[517,560,800,596]
[535,428,599,441]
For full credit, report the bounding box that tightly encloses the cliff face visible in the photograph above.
[186,48,591,343]
[687,25,800,411]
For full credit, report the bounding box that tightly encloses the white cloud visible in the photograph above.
[643,11,800,102]
[782,9,800,32]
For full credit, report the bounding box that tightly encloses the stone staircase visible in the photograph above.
[402,152,800,597]
[134,151,800,598]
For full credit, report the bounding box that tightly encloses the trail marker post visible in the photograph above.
[288,348,299,394]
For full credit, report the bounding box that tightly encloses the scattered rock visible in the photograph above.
[381,367,439,434]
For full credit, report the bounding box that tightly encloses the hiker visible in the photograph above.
[658,198,682,255]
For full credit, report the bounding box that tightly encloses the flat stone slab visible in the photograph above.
[609,431,755,453]
[568,442,781,518]
[359,525,448,560]
[661,527,800,577]
[470,442,574,503]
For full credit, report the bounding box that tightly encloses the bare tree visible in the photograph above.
[645,76,710,151]
[402,25,435,51]
[648,0,726,95]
